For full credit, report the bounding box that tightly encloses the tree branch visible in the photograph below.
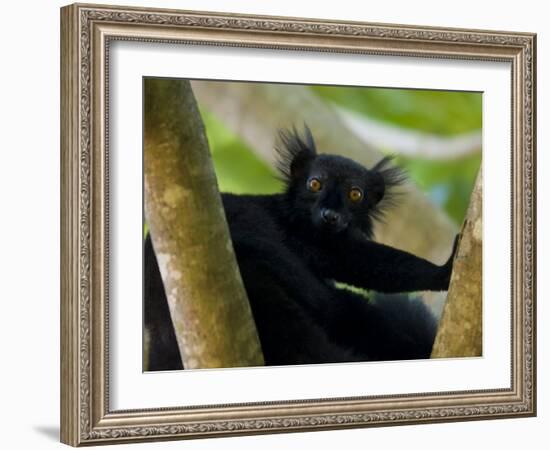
[336,106,482,160]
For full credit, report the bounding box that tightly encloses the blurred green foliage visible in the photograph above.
[395,153,481,224]
[311,86,482,135]
[201,109,283,195]
[199,85,481,226]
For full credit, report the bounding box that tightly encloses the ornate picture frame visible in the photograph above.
[60,3,536,446]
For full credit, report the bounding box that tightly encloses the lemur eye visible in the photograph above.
[307,177,322,192]
[349,187,363,202]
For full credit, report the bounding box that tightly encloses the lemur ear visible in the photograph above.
[369,156,407,205]
[276,124,317,181]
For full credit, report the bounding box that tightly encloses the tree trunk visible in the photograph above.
[144,78,264,369]
[431,169,483,358]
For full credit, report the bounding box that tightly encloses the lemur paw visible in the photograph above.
[440,234,460,290]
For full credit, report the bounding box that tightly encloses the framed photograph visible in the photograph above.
[60,3,536,446]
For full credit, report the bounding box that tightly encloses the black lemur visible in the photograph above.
[145,126,457,371]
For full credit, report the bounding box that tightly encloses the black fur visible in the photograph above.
[144,126,457,370]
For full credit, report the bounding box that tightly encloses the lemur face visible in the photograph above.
[296,155,383,234]
[276,125,405,237]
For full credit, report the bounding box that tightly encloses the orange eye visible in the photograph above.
[349,188,363,202]
[308,178,322,192]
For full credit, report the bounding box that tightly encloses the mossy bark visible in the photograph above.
[144,78,264,369]
[431,169,483,358]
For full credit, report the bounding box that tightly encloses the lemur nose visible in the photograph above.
[321,208,340,224]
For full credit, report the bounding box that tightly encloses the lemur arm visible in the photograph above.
[322,236,458,293]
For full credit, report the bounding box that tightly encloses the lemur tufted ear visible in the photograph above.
[275,124,317,181]
[369,155,407,208]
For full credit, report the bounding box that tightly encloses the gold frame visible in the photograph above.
[60,2,536,446]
